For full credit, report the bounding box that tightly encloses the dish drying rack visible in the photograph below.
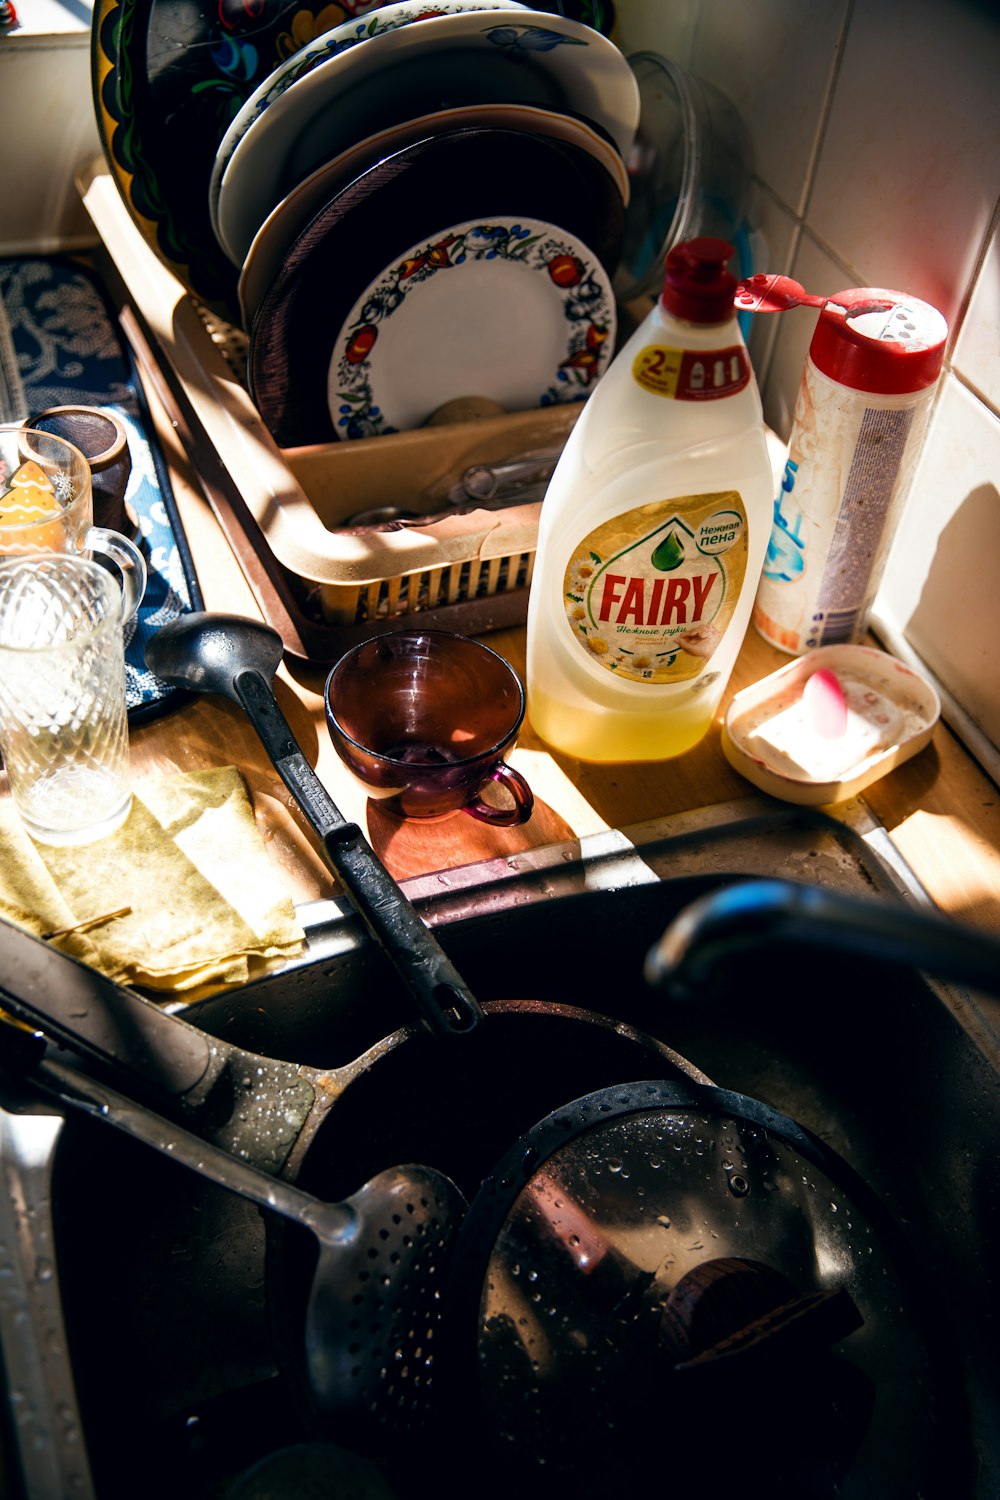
[79,165,594,662]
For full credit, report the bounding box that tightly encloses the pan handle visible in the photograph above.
[0,917,216,1098]
[4,1035,350,1240]
[235,668,483,1035]
[644,877,1000,1002]
[0,919,319,1171]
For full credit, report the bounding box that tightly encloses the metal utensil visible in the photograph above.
[446,1079,945,1497]
[145,612,482,1037]
[458,449,561,504]
[0,1016,465,1436]
[644,876,1000,1002]
[0,905,690,1432]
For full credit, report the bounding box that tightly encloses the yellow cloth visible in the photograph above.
[0,767,305,993]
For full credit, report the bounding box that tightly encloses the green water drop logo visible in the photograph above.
[651,529,685,571]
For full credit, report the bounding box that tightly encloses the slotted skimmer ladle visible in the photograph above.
[145,612,482,1038]
[0,1004,465,1435]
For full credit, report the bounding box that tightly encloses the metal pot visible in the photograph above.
[440,1078,961,1498]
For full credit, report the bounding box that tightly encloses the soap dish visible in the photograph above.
[722,645,940,805]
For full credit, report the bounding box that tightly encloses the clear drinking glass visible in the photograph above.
[0,425,146,618]
[0,554,132,846]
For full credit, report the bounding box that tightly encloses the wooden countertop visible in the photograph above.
[119,411,1000,940]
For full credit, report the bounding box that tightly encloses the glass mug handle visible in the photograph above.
[85,525,147,622]
[466,761,534,827]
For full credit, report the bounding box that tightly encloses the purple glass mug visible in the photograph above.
[324,630,534,825]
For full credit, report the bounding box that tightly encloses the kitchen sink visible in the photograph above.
[1,794,998,1497]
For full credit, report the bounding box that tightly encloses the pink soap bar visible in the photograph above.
[803,667,847,739]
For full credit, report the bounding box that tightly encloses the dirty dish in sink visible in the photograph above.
[449,1077,940,1494]
[12,798,999,1497]
[90,0,339,319]
[212,6,640,267]
[237,98,629,328]
[248,126,624,447]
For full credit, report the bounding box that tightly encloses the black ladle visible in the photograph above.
[145,612,482,1037]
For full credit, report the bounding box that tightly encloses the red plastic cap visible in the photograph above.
[810,287,947,394]
[661,237,737,323]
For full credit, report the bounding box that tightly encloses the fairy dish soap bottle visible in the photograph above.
[526,236,775,762]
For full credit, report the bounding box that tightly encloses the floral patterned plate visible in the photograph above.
[237,99,629,328]
[247,126,623,446]
[212,5,639,267]
[336,0,615,24]
[90,0,365,319]
[330,215,615,438]
[210,0,529,261]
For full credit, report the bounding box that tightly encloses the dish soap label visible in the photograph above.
[562,491,749,683]
[632,344,750,400]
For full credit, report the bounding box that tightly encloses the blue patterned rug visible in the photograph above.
[0,256,203,723]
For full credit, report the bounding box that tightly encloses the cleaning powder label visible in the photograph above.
[563,493,749,683]
[632,344,751,400]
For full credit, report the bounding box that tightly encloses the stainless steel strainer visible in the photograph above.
[13,1040,466,1438]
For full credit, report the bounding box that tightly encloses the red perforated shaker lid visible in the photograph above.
[810,288,947,394]
[661,237,737,323]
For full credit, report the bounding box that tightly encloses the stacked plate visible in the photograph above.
[93,0,638,446]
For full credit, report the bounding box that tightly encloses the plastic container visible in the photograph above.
[722,644,940,804]
[753,287,947,655]
[525,236,774,762]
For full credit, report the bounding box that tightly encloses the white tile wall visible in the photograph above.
[616,0,1000,768]
[690,0,849,220]
[880,377,1000,746]
[954,224,1000,412]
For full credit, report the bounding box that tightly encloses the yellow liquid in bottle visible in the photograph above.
[527,680,718,763]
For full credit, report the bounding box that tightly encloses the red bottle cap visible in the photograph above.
[661,237,737,323]
[810,288,947,394]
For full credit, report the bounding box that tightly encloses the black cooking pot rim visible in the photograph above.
[440,1076,968,1497]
